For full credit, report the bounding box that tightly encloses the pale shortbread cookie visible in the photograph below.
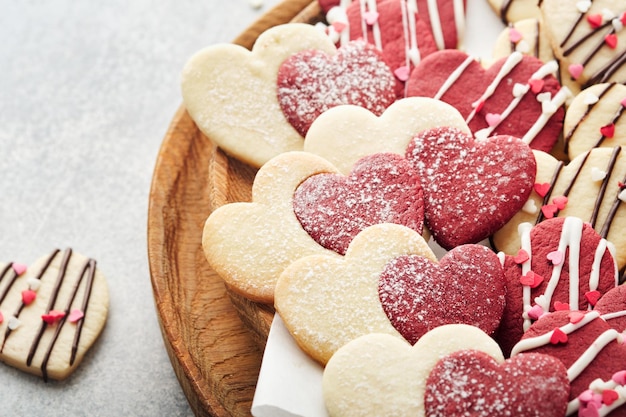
[563,82,626,160]
[541,0,626,89]
[492,147,626,273]
[0,249,109,381]
[274,223,436,365]
[322,326,504,417]
[202,151,340,304]
[486,0,540,23]
[303,97,469,174]
[181,23,335,168]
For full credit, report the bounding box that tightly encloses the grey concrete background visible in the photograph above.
[0,1,281,415]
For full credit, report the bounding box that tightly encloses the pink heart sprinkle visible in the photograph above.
[579,402,600,417]
[546,250,563,265]
[331,21,347,33]
[485,113,501,127]
[68,308,84,323]
[612,370,626,385]
[12,263,27,275]
[569,63,584,80]
[568,311,585,324]
[0,311,3,324]
[620,97,626,107]
[579,389,595,403]
[554,301,570,311]
[527,305,544,320]
[22,289,37,305]
[520,271,544,288]
[509,28,523,43]
[605,33,618,49]
[394,65,411,81]
[362,11,379,25]
[553,195,568,210]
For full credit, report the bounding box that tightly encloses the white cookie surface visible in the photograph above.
[181,23,336,167]
[322,326,504,417]
[0,249,109,381]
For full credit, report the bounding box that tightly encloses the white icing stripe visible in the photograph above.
[530,60,559,80]
[465,52,524,124]
[339,0,351,46]
[519,222,533,331]
[521,87,573,144]
[601,310,626,321]
[567,329,621,381]
[426,0,444,50]
[433,55,475,100]
[400,0,420,67]
[589,239,609,295]
[511,310,601,356]
[368,0,382,51]
[453,0,465,49]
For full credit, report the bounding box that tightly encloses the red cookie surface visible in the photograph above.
[424,350,570,417]
[406,49,566,152]
[596,285,626,333]
[511,310,626,410]
[277,40,396,137]
[405,126,536,250]
[378,244,505,345]
[293,153,423,255]
[496,217,618,356]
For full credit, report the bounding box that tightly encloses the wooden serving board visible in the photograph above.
[147,1,322,416]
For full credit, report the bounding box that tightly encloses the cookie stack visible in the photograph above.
[181,0,626,415]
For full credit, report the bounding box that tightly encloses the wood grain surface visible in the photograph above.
[147,1,322,416]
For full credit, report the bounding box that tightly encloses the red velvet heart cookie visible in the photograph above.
[596,285,626,333]
[511,310,626,414]
[424,350,570,417]
[406,49,567,152]
[293,153,423,255]
[405,126,536,250]
[496,217,618,356]
[277,40,396,137]
[378,244,505,345]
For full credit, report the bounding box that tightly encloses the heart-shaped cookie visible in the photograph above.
[495,216,618,356]
[487,0,541,23]
[541,0,626,89]
[595,285,626,332]
[379,244,505,344]
[563,82,626,160]
[181,23,336,167]
[492,146,626,275]
[304,97,470,175]
[293,153,424,255]
[405,126,536,249]
[0,249,109,381]
[274,223,436,365]
[202,151,341,304]
[425,350,570,417]
[323,325,504,417]
[511,310,626,413]
[277,40,396,137]
[406,50,567,152]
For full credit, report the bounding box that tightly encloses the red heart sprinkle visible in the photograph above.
[534,182,551,197]
[600,123,615,138]
[528,78,545,94]
[568,311,585,324]
[0,311,3,324]
[569,63,584,80]
[605,34,618,49]
[41,310,66,325]
[520,271,544,288]
[585,290,602,306]
[553,195,568,210]
[602,389,619,406]
[541,204,558,219]
[554,301,570,311]
[472,99,485,113]
[21,289,37,305]
[550,327,568,344]
[587,14,603,28]
[513,249,530,264]
[621,12,626,26]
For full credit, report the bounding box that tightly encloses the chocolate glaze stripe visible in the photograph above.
[560,7,586,49]
[0,264,17,305]
[499,0,512,24]
[599,167,626,239]
[26,248,72,367]
[594,105,626,149]
[590,146,621,228]
[535,160,565,224]
[563,83,616,155]
[0,249,60,353]
[562,19,613,58]
[71,259,96,366]
[39,257,96,381]
[585,48,626,88]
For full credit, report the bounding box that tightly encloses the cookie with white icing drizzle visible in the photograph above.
[511,310,626,415]
[492,146,626,277]
[595,285,626,333]
[0,249,109,381]
[495,217,618,356]
[541,0,626,89]
[406,49,568,152]
[563,82,626,160]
